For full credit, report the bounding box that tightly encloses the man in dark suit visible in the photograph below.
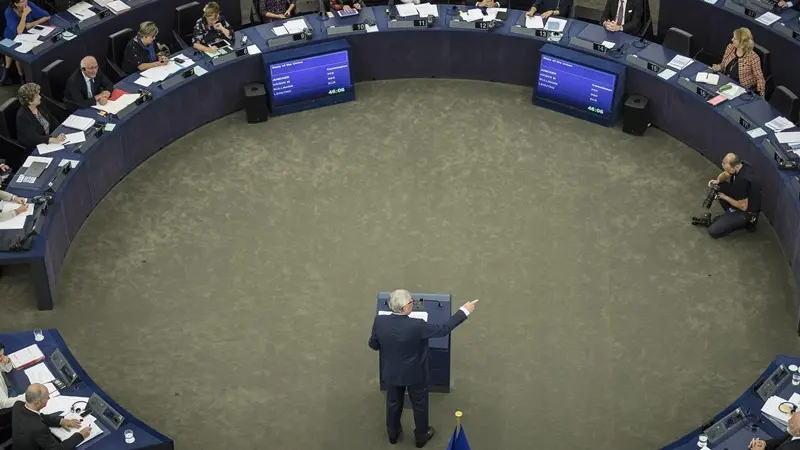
[602,0,646,35]
[63,56,113,110]
[369,289,479,448]
[777,0,800,10]
[12,383,90,450]
[749,412,800,450]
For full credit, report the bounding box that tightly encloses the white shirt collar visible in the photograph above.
[82,72,93,83]
[792,435,800,441]
[24,404,40,415]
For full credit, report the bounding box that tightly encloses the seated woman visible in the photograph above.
[0,189,28,221]
[711,27,766,97]
[328,0,361,12]
[122,21,169,74]
[193,2,233,54]
[2,0,50,85]
[526,0,572,18]
[15,83,65,151]
[258,0,294,22]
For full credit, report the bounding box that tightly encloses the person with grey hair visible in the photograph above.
[63,56,113,110]
[749,411,800,450]
[12,383,90,449]
[369,289,479,448]
[122,21,169,74]
[15,83,65,151]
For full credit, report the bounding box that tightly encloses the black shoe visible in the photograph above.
[388,427,402,444]
[415,427,435,448]
[691,213,712,227]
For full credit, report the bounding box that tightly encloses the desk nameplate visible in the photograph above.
[449,19,490,30]
[723,104,758,131]
[327,24,367,36]
[626,54,662,73]
[678,77,715,100]
[267,33,306,48]
[388,19,428,28]
[722,0,747,13]
[569,36,608,54]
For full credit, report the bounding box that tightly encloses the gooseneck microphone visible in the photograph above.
[318,0,329,20]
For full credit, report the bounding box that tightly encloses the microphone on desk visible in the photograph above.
[631,16,652,49]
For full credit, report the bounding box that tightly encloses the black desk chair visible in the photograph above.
[248,0,263,25]
[663,27,694,58]
[107,28,133,82]
[0,98,29,170]
[174,2,201,49]
[40,59,76,114]
[753,44,773,98]
[770,86,799,124]
[570,5,603,25]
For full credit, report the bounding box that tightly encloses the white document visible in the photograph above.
[483,12,497,21]
[601,40,615,49]
[657,68,677,80]
[747,127,767,138]
[43,382,60,398]
[377,311,429,321]
[415,3,438,17]
[171,56,195,69]
[63,132,86,145]
[756,11,781,26]
[27,25,55,37]
[68,1,95,20]
[106,0,130,13]
[91,93,140,115]
[133,76,153,87]
[366,24,379,33]
[62,115,95,131]
[396,3,419,16]
[22,156,53,169]
[0,200,34,230]
[14,42,36,54]
[36,143,64,154]
[486,7,507,13]
[717,82,746,100]
[50,414,103,444]
[24,363,56,384]
[60,159,79,169]
[272,25,289,36]
[695,72,719,85]
[140,61,181,81]
[525,15,544,29]
[194,66,208,76]
[41,395,90,416]
[545,17,567,32]
[775,132,800,144]
[7,344,45,368]
[284,18,308,34]
[667,54,693,71]
[766,116,795,133]
[104,123,115,132]
[246,44,262,54]
[14,33,40,43]
[762,395,792,427]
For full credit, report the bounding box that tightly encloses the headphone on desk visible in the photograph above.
[70,401,88,415]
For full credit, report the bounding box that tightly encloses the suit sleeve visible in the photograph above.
[765,433,790,450]
[621,1,643,34]
[419,310,468,340]
[34,426,83,450]
[368,317,380,351]
[63,76,93,109]
[98,72,113,94]
[601,0,614,22]
[558,0,573,15]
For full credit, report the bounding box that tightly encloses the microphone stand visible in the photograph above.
[318,0,329,20]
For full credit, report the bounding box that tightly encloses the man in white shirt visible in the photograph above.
[0,343,24,410]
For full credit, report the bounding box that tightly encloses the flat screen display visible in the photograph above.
[269,50,353,108]
[536,54,617,119]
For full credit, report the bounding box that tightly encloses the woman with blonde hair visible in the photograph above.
[192,2,233,54]
[712,27,766,97]
[122,21,169,74]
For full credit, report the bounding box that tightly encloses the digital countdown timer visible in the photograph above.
[268,50,353,108]
[536,54,616,119]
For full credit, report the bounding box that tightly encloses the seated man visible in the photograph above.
[602,0,645,35]
[693,153,762,239]
[526,0,573,18]
[193,2,233,54]
[12,383,90,450]
[749,411,800,449]
[63,56,113,110]
[777,0,800,9]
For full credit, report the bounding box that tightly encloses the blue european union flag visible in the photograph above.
[445,425,471,450]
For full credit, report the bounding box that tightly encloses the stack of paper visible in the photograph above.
[284,18,307,34]
[717,82,746,100]
[695,72,720,85]
[91,93,140,115]
[0,200,34,230]
[41,395,90,416]
[272,25,289,36]
[461,8,484,22]
[139,61,181,81]
[766,116,795,133]
[50,413,104,444]
[544,17,567,32]
[762,395,794,428]
[28,25,55,37]
[36,143,64,155]
[776,131,800,144]
[62,115,95,131]
[8,344,45,369]
[415,3,438,17]
[396,3,418,17]
[667,54,693,71]
[24,363,56,384]
[755,11,781,26]
[63,131,86,145]
[525,15,544,29]
[13,33,42,54]
[106,0,130,13]
[67,1,96,20]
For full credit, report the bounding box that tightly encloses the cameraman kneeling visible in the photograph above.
[696,153,762,238]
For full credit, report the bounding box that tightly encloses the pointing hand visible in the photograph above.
[462,299,479,314]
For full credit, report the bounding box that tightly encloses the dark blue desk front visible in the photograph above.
[375,292,452,392]
[0,329,172,449]
[2,7,800,333]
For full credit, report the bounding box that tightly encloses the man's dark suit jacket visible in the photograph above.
[369,310,468,387]
[16,105,58,150]
[11,401,83,450]
[602,0,646,36]
[765,434,800,450]
[63,69,113,110]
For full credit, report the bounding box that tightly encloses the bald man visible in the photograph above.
[12,383,90,450]
[63,56,113,110]
[750,412,800,450]
[692,152,762,238]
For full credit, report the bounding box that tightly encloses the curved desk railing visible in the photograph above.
[1,7,799,326]
[0,0,240,84]
[0,329,173,449]
[659,0,800,97]
[662,355,800,450]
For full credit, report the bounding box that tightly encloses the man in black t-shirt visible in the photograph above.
[696,153,762,238]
